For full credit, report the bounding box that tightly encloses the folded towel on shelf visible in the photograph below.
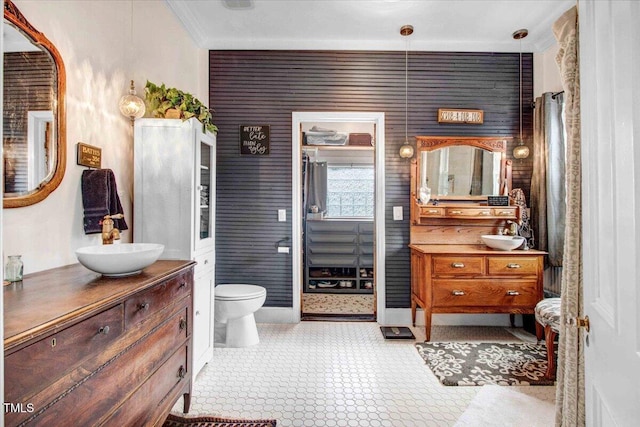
[81,169,128,234]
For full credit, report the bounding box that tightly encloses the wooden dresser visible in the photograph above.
[410,244,545,341]
[3,260,195,427]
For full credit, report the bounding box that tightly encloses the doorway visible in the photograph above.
[291,112,386,323]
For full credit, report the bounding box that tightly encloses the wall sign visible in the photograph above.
[76,142,102,168]
[240,125,270,155]
[437,108,484,124]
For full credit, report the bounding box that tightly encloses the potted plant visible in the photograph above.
[144,80,218,134]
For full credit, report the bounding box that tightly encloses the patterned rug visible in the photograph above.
[163,414,277,427]
[415,342,555,386]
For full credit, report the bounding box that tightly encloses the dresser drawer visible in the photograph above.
[491,207,518,218]
[432,279,539,307]
[446,207,492,217]
[307,233,357,244]
[308,221,358,233]
[308,243,357,255]
[419,206,445,217]
[487,257,539,275]
[307,255,358,267]
[432,256,484,275]
[4,304,124,403]
[125,271,191,329]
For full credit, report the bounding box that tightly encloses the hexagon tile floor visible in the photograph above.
[174,322,556,427]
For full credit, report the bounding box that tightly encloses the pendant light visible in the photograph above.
[512,28,530,160]
[119,1,145,123]
[398,24,415,159]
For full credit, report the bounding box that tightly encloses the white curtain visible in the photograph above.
[553,6,585,426]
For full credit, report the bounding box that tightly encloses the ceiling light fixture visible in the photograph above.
[512,28,530,160]
[399,24,415,160]
[119,1,145,123]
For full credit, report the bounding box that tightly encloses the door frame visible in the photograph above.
[291,112,386,324]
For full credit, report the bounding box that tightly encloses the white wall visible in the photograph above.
[533,43,563,97]
[2,1,207,274]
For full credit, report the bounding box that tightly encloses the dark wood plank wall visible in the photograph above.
[3,51,55,193]
[210,50,533,308]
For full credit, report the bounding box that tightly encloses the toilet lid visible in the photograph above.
[215,284,266,301]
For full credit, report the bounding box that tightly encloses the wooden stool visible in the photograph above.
[534,297,561,378]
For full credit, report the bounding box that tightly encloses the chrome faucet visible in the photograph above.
[101,213,124,244]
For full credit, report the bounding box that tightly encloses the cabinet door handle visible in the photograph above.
[506,263,521,269]
[98,326,110,335]
[451,290,466,296]
[451,262,465,268]
[506,290,520,296]
[450,210,463,214]
[138,302,150,311]
[178,365,186,379]
[179,318,187,330]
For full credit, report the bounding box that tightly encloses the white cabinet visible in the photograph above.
[134,118,215,381]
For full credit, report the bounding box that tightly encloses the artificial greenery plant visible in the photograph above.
[144,81,218,134]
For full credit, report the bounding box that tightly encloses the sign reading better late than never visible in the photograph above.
[240,125,270,155]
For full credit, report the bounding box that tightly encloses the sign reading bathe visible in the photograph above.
[240,125,270,155]
[437,108,484,124]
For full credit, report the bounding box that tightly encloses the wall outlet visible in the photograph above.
[393,206,403,221]
[278,209,286,222]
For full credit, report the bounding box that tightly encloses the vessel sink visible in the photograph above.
[481,235,525,251]
[76,243,164,277]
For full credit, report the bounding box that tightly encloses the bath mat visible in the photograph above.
[163,413,277,427]
[415,341,555,386]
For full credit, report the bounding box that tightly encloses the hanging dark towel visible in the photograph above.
[81,169,128,234]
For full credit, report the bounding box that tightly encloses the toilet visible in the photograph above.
[214,284,266,348]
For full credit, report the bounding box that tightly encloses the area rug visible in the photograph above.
[163,413,277,427]
[454,385,555,426]
[415,342,555,386]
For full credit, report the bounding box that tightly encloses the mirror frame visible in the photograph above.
[3,0,66,208]
[412,136,513,202]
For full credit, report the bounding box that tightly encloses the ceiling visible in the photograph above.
[166,0,575,53]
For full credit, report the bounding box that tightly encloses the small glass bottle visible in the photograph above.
[5,255,24,282]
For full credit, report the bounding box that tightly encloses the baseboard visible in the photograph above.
[379,308,520,327]
[256,306,521,327]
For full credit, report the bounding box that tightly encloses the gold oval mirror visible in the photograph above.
[3,0,66,208]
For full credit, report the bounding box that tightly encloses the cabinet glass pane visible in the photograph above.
[199,141,212,240]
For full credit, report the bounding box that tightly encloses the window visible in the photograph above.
[326,166,374,217]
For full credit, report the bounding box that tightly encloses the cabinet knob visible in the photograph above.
[451,262,465,268]
[138,302,150,311]
[179,317,187,330]
[451,290,465,296]
[506,290,520,296]
[98,326,110,335]
[506,263,521,269]
[178,365,186,379]
[195,310,200,316]
[179,282,187,289]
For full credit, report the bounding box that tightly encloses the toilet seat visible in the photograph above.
[215,284,266,301]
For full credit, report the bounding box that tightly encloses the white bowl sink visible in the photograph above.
[481,235,525,251]
[76,243,164,277]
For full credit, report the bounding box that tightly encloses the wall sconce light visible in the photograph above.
[512,28,530,160]
[399,24,414,160]
[119,80,145,122]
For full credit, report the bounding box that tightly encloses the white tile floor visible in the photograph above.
[176,322,556,427]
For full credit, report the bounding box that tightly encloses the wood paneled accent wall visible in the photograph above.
[210,50,533,309]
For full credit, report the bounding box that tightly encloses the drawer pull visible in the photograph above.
[98,326,110,335]
[179,318,187,330]
[499,211,513,215]
[450,210,463,214]
[479,211,490,215]
[427,209,439,214]
[51,338,57,348]
[506,263,521,269]
[178,365,186,379]
[179,282,187,289]
[506,290,520,296]
[451,290,466,296]
[451,262,465,268]
[138,302,150,311]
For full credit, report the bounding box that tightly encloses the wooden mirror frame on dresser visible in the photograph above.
[409,135,546,342]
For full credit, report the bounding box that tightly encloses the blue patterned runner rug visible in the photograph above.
[415,342,556,386]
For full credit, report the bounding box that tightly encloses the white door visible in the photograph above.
[580,1,640,425]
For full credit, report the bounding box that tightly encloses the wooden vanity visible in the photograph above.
[3,260,194,426]
[409,136,545,341]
